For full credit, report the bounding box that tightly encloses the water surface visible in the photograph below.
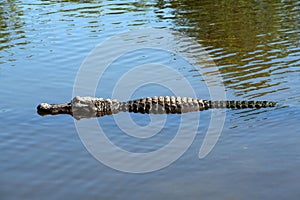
[1,0,300,199]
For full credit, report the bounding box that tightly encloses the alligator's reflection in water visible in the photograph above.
[37,96,277,120]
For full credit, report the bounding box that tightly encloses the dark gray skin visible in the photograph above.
[37,96,277,120]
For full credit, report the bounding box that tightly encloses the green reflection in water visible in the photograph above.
[160,0,299,98]
[1,0,299,98]
[0,0,29,65]
[0,1,27,50]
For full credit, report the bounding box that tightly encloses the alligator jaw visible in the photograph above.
[37,102,72,116]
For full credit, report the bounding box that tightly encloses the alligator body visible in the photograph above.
[37,96,277,119]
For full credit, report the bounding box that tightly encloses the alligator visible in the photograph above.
[37,96,277,120]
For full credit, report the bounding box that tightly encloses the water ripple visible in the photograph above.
[1,1,300,199]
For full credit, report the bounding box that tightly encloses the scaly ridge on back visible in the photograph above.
[37,96,277,119]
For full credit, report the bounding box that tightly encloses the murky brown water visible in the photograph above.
[1,0,300,199]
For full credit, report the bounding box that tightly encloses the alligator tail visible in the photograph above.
[208,100,277,109]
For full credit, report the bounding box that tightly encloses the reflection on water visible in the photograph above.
[0,0,300,199]
[0,0,28,63]
[164,0,300,98]
[1,0,299,98]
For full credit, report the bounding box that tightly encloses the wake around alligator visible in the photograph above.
[37,96,277,120]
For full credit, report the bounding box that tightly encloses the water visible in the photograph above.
[1,0,300,199]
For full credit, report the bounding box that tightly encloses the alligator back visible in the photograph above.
[37,96,277,119]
